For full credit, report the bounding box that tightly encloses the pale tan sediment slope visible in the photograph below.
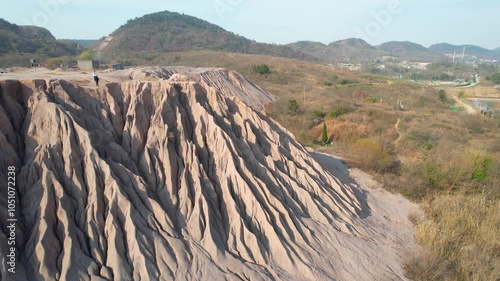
[0,67,418,281]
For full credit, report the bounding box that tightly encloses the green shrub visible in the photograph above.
[422,142,433,150]
[422,163,447,189]
[287,99,300,115]
[364,96,377,103]
[311,110,326,118]
[338,79,356,85]
[323,81,333,86]
[471,156,493,182]
[328,105,355,118]
[252,64,270,74]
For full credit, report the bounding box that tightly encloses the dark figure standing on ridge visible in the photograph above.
[93,71,99,86]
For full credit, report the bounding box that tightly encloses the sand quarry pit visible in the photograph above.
[0,67,420,280]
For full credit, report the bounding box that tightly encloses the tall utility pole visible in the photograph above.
[303,86,306,111]
[462,47,466,60]
[453,51,456,63]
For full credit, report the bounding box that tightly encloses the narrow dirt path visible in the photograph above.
[451,94,478,114]
[395,118,402,144]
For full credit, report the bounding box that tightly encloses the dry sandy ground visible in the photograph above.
[0,67,132,83]
[311,151,422,280]
[0,66,254,84]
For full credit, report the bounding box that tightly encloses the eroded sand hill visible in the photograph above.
[0,67,418,281]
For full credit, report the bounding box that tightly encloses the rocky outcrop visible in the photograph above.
[0,68,414,280]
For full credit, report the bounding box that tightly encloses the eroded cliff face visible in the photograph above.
[0,68,410,281]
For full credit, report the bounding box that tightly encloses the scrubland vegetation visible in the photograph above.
[406,194,500,281]
[257,63,499,281]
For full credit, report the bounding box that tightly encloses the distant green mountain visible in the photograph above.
[429,43,500,60]
[95,11,313,62]
[3,12,497,68]
[91,11,500,64]
[287,38,387,63]
[285,41,335,63]
[376,41,445,62]
[329,38,388,61]
[0,18,79,67]
[288,39,450,63]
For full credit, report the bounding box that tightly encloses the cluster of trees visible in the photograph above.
[409,72,456,81]
[43,51,94,70]
[487,72,500,84]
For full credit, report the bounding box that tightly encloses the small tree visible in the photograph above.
[79,51,92,60]
[45,57,63,70]
[288,99,299,115]
[321,123,329,144]
[438,90,448,103]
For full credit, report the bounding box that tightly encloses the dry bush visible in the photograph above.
[407,208,425,226]
[407,194,500,281]
[404,128,440,151]
[461,114,489,134]
[405,251,450,281]
[349,138,399,174]
[365,108,398,126]
[386,162,429,200]
[352,88,369,100]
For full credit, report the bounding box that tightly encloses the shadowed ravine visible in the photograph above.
[0,67,417,281]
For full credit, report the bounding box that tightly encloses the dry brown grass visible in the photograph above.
[72,79,90,86]
[406,193,500,281]
[447,85,500,98]
[407,209,424,226]
[311,120,368,142]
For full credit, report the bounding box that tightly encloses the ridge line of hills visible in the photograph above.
[1,11,499,68]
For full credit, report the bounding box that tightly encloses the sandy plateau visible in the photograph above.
[0,67,419,281]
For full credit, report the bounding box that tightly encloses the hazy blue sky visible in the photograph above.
[0,0,499,49]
